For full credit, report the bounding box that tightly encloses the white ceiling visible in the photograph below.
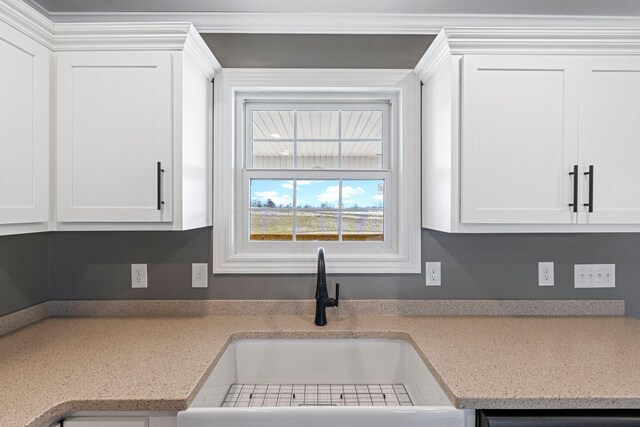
[23,0,640,16]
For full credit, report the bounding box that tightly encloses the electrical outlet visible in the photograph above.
[131,264,147,288]
[192,263,208,288]
[425,262,441,286]
[574,264,615,288]
[538,262,554,286]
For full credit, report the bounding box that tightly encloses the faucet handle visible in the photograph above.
[335,283,340,307]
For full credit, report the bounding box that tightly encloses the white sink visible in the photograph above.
[178,339,472,427]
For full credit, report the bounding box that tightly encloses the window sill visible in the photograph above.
[213,245,422,274]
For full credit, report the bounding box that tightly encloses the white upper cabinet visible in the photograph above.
[57,51,173,223]
[0,0,221,235]
[461,55,579,224]
[55,24,220,230]
[0,16,50,231]
[578,56,640,224]
[417,28,640,232]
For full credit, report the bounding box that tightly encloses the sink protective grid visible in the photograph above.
[222,384,414,407]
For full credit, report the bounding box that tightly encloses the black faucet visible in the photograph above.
[315,247,339,326]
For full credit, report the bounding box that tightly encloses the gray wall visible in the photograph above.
[201,34,434,69]
[49,228,640,317]
[0,233,50,316]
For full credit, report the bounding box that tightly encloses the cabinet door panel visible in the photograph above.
[0,22,49,224]
[57,52,172,222]
[579,56,640,224]
[461,55,578,224]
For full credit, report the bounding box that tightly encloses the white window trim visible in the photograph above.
[213,69,421,274]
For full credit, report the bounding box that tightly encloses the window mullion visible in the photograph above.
[338,178,343,242]
[338,109,343,170]
[293,109,298,168]
[292,178,297,242]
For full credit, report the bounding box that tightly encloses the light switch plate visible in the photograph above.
[425,262,441,286]
[574,264,615,288]
[538,262,554,286]
[192,263,208,288]
[131,264,147,288]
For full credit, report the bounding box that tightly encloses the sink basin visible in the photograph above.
[178,339,471,427]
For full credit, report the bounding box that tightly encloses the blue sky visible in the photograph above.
[251,179,383,209]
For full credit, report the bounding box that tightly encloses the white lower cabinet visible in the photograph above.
[57,414,177,427]
[418,28,640,232]
[0,17,50,230]
[63,417,147,427]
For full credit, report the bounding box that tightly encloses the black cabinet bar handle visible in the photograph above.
[569,165,578,213]
[157,161,165,211]
[584,165,594,213]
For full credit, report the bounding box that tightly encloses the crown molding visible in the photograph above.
[53,22,197,51]
[414,30,451,83]
[52,22,219,75]
[184,24,221,79]
[29,11,640,34]
[414,26,640,82]
[440,26,640,54]
[0,0,54,49]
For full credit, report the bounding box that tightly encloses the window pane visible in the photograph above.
[296,141,339,169]
[341,180,384,209]
[252,141,294,168]
[341,110,382,140]
[253,110,294,140]
[342,210,384,241]
[341,141,382,169]
[251,210,293,241]
[250,179,293,208]
[295,180,340,209]
[297,110,339,139]
[296,210,339,241]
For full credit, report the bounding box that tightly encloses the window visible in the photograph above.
[246,102,388,242]
[213,70,421,273]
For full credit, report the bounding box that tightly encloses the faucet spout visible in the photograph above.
[314,247,339,326]
[316,247,327,299]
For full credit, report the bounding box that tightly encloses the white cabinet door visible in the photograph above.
[0,20,49,224]
[579,56,640,224]
[460,55,579,224]
[57,52,172,222]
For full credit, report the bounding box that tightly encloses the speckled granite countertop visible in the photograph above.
[2,314,640,426]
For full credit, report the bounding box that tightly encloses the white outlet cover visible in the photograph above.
[574,264,615,288]
[538,262,554,286]
[192,263,208,288]
[131,264,147,288]
[425,262,441,286]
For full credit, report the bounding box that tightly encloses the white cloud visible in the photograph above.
[254,190,292,207]
[317,185,340,203]
[343,186,365,200]
[317,185,364,204]
[374,194,383,201]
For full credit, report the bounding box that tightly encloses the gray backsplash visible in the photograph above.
[2,227,638,317]
[0,232,49,316]
[43,228,640,317]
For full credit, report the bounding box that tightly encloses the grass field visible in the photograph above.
[250,210,383,241]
